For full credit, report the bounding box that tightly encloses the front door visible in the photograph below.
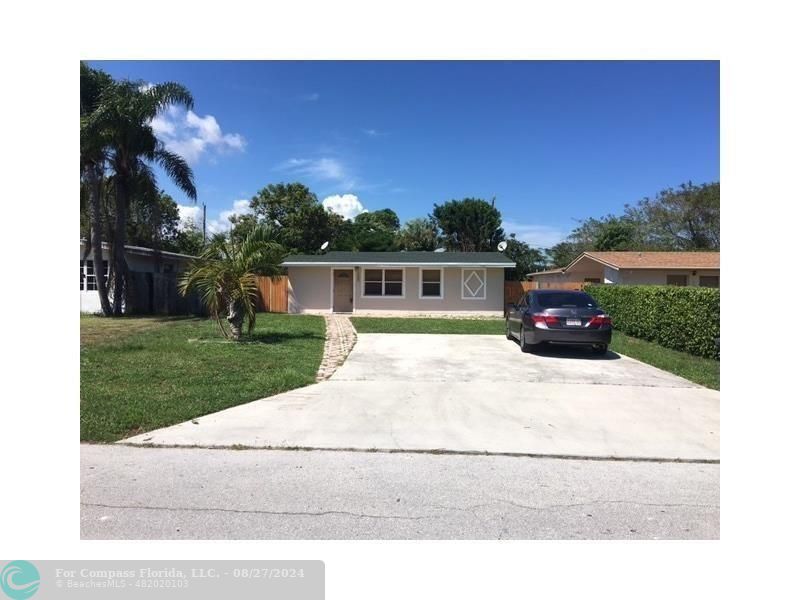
[333,269,353,313]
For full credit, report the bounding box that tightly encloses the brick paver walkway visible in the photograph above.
[315,314,357,381]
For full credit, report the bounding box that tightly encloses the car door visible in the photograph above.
[508,294,527,329]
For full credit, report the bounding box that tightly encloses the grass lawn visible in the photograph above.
[609,330,719,390]
[349,317,719,390]
[350,316,503,335]
[81,313,325,442]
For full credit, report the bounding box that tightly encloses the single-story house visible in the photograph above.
[80,240,196,313]
[528,251,720,289]
[282,251,516,316]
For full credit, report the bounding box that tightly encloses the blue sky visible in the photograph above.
[90,61,719,248]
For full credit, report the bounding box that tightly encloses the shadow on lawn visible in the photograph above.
[192,331,325,345]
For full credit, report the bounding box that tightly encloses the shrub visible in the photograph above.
[585,284,720,359]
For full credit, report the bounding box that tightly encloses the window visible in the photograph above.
[81,260,109,291]
[699,275,719,288]
[363,268,404,297]
[461,268,486,300]
[535,291,596,308]
[666,274,688,286]
[419,269,443,298]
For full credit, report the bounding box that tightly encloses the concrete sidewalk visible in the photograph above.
[123,334,720,461]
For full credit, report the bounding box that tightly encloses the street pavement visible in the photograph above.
[81,444,720,540]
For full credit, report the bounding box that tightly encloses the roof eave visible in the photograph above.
[282,261,515,267]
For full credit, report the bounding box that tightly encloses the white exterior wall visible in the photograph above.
[287,267,335,313]
[287,265,506,315]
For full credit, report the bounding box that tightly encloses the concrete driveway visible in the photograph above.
[124,334,720,461]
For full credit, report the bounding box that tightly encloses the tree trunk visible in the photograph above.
[112,176,129,316]
[86,163,113,316]
[227,300,244,340]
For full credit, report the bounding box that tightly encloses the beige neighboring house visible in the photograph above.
[282,251,515,316]
[528,251,720,289]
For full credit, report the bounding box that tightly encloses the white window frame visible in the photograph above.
[418,268,444,299]
[461,268,487,300]
[81,259,109,292]
[361,267,405,299]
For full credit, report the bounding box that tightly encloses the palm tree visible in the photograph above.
[84,77,197,315]
[80,62,114,315]
[179,226,286,340]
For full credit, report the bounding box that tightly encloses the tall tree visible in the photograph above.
[625,181,720,250]
[503,235,548,280]
[592,217,641,251]
[350,209,400,251]
[80,62,114,315]
[396,217,442,251]
[126,190,181,250]
[546,180,720,265]
[547,241,581,268]
[431,198,504,251]
[170,221,206,256]
[86,78,197,314]
[230,182,334,254]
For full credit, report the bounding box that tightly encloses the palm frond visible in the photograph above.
[153,148,196,200]
[144,82,194,113]
[179,225,286,339]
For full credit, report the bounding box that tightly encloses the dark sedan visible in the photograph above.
[505,289,612,354]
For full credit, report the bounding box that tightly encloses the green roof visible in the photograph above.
[282,251,515,267]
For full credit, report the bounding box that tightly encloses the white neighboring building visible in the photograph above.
[79,241,195,313]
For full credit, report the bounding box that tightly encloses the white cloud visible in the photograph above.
[277,157,356,189]
[502,220,568,248]
[177,199,252,234]
[322,194,367,220]
[151,107,245,165]
[362,128,379,136]
[177,204,203,229]
[300,92,320,102]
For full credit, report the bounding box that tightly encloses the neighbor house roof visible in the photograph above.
[527,251,720,278]
[80,239,197,261]
[282,251,515,267]
[574,251,720,270]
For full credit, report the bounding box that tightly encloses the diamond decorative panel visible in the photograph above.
[463,269,485,298]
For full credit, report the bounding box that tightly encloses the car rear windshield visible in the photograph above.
[534,292,596,308]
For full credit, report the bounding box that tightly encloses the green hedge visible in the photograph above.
[584,284,720,359]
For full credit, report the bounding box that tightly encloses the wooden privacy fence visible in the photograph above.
[255,275,289,313]
[504,279,591,304]
[504,280,536,304]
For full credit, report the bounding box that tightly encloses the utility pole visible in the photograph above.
[202,203,207,243]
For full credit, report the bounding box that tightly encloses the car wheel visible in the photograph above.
[592,343,608,355]
[519,327,532,353]
[505,319,514,340]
